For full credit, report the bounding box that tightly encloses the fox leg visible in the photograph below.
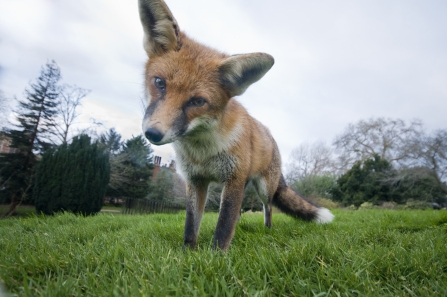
[213,179,245,251]
[252,177,273,228]
[262,202,273,228]
[184,181,209,249]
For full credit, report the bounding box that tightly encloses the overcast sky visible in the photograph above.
[1,0,446,166]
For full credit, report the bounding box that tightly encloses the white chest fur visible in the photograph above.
[173,117,242,183]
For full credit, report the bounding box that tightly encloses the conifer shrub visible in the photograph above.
[34,135,110,215]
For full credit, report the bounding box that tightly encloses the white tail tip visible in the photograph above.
[315,207,334,224]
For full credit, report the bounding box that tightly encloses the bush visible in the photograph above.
[392,167,447,205]
[358,202,375,210]
[332,155,403,207]
[404,199,431,210]
[291,174,337,200]
[310,197,339,209]
[34,135,110,215]
[380,201,401,210]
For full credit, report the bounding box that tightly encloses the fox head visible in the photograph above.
[139,0,274,145]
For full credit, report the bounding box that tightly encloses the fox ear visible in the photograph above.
[218,53,274,98]
[139,0,182,57]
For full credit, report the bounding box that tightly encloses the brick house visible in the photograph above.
[0,132,17,154]
[152,156,176,181]
[152,156,186,200]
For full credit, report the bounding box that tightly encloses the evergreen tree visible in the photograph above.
[15,60,61,154]
[331,155,402,206]
[99,128,122,155]
[33,134,110,215]
[99,128,124,200]
[120,135,154,199]
[1,61,62,216]
[102,133,154,200]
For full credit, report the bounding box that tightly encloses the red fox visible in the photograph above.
[138,0,334,251]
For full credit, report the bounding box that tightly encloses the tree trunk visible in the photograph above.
[2,181,32,219]
[2,194,19,218]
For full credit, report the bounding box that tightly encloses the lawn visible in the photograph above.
[0,210,446,296]
[0,205,36,218]
[0,205,122,218]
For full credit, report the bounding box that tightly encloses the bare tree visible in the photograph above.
[285,141,335,184]
[52,85,90,143]
[333,118,424,172]
[75,118,104,140]
[0,90,10,128]
[418,130,447,195]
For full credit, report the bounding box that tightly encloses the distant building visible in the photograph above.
[152,155,176,181]
[168,159,176,173]
[0,132,17,154]
[151,156,186,200]
[152,156,162,181]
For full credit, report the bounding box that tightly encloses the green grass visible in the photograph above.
[0,205,36,218]
[0,205,122,218]
[0,210,446,296]
[100,205,122,213]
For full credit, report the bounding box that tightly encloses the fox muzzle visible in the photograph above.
[144,127,164,144]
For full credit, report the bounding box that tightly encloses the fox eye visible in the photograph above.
[154,77,166,92]
[188,97,206,107]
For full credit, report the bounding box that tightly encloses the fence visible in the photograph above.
[123,198,185,215]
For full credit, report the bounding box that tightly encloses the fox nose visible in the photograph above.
[145,127,164,143]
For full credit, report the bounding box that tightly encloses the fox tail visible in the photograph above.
[272,175,334,223]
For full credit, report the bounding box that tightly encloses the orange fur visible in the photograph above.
[138,0,334,251]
